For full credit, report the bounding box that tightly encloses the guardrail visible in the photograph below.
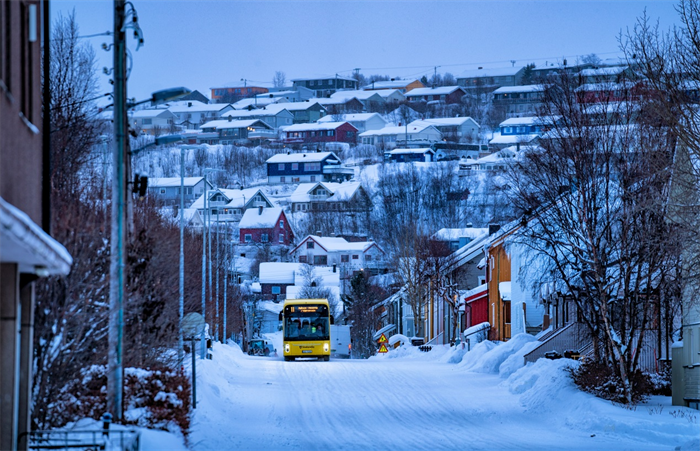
[19,428,140,451]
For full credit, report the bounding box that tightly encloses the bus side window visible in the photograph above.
[330,315,334,325]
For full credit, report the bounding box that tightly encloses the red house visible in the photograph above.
[463,283,489,330]
[282,121,358,145]
[405,86,467,105]
[239,207,294,245]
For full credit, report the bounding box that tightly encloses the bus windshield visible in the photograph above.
[283,304,330,341]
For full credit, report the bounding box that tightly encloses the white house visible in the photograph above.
[129,109,176,135]
[189,187,275,226]
[329,90,386,110]
[317,113,386,134]
[167,102,234,129]
[359,124,442,149]
[148,176,213,207]
[289,235,386,273]
[408,117,480,142]
[289,181,372,213]
[222,105,295,129]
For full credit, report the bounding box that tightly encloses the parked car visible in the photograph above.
[248,339,275,356]
[438,154,460,161]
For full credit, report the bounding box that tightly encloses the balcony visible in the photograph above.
[322,164,354,177]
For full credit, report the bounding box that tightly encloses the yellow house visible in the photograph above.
[485,225,519,341]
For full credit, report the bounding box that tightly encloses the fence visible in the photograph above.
[18,429,140,451]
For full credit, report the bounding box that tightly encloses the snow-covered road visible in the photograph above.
[185,336,698,451]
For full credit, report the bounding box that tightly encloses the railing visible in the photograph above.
[464,323,490,351]
[523,322,590,364]
[19,429,140,451]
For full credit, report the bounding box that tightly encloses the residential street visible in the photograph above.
[186,338,697,451]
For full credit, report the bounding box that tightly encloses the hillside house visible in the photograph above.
[190,187,275,227]
[258,262,303,301]
[386,147,435,163]
[329,90,386,111]
[492,85,545,118]
[273,101,327,124]
[148,176,213,207]
[408,117,479,143]
[312,97,365,114]
[266,151,352,184]
[238,207,294,245]
[457,66,526,92]
[289,181,372,213]
[255,86,315,103]
[317,113,386,134]
[359,124,442,149]
[222,105,294,129]
[211,84,269,102]
[289,235,386,274]
[405,86,467,105]
[291,75,358,97]
[167,102,234,129]
[579,65,634,84]
[199,118,274,144]
[130,109,176,135]
[431,227,489,251]
[363,79,424,93]
[281,122,358,146]
[488,116,549,149]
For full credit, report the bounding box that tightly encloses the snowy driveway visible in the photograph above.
[188,341,697,451]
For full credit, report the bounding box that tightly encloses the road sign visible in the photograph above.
[377,333,388,344]
[378,343,388,353]
[182,312,205,338]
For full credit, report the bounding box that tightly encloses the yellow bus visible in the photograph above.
[279,299,333,361]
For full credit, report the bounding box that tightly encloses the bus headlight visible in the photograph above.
[285,344,290,353]
[323,343,329,353]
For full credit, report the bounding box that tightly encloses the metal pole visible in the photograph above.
[108,0,127,422]
[223,239,229,343]
[178,147,185,367]
[191,336,196,408]
[208,197,214,342]
[215,211,220,342]
[201,174,207,359]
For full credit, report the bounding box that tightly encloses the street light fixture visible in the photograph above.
[127,87,192,109]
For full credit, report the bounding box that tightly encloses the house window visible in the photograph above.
[327,130,335,136]
[279,220,284,228]
[299,255,307,263]
[307,241,315,249]
[310,176,316,182]
[352,255,359,260]
[365,254,372,261]
[245,234,252,242]
[278,163,285,170]
[272,286,281,294]
[504,301,511,324]
[280,176,285,183]
[314,255,328,265]
[279,233,284,243]
[341,255,349,263]
[261,233,269,242]
[292,163,299,170]
[304,162,321,172]
[160,189,166,194]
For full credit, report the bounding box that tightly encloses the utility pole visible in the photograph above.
[201,173,207,358]
[178,147,185,368]
[108,0,127,422]
[215,211,220,342]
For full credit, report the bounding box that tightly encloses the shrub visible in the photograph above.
[568,359,653,404]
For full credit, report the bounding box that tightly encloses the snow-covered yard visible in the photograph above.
[136,332,700,451]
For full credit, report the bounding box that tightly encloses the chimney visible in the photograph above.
[187,102,192,107]
[227,115,232,122]
[466,222,473,228]
[316,230,322,237]
[330,232,336,237]
[488,224,501,235]
[258,206,263,215]
[333,264,337,273]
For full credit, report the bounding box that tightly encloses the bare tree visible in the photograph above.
[273,70,287,88]
[342,271,386,358]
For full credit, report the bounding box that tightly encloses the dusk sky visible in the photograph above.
[52,1,682,105]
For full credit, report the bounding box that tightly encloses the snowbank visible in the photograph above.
[460,333,536,375]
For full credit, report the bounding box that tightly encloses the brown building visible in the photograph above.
[1,2,72,450]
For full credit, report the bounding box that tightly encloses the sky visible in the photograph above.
[51,1,683,106]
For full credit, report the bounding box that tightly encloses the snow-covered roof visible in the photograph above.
[239,207,283,229]
[130,109,174,118]
[291,74,356,82]
[292,235,382,255]
[200,119,271,130]
[405,86,464,97]
[579,66,629,77]
[168,103,231,113]
[269,101,326,111]
[463,283,488,301]
[459,66,524,78]
[317,113,382,123]
[190,187,271,210]
[221,106,292,118]
[358,124,438,137]
[489,133,539,145]
[289,181,362,203]
[493,84,544,94]
[292,265,340,287]
[258,300,284,315]
[410,117,478,127]
[372,89,405,99]
[266,151,339,164]
[364,79,421,89]
[312,97,361,106]
[149,177,205,188]
[282,122,356,132]
[330,90,383,101]
[499,116,541,127]
[232,97,280,109]
[388,148,434,155]
[259,262,303,284]
[432,227,488,242]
